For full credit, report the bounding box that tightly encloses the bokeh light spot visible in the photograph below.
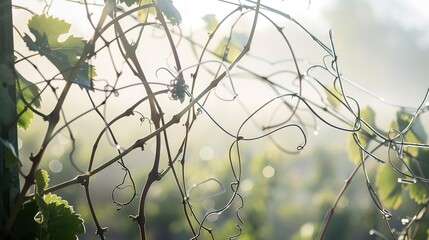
[199,146,214,161]
[241,179,253,192]
[49,159,63,173]
[300,222,315,238]
[262,165,275,178]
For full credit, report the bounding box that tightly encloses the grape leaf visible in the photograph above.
[36,193,85,238]
[43,194,85,239]
[346,106,376,164]
[120,0,139,7]
[16,72,41,130]
[44,193,71,209]
[34,171,51,226]
[138,0,156,22]
[375,163,403,209]
[35,194,49,227]
[23,14,95,90]
[359,106,376,130]
[0,64,42,130]
[393,110,427,157]
[35,169,50,195]
[12,200,41,240]
[0,138,19,167]
[325,86,342,109]
[13,196,85,240]
[396,110,427,143]
[46,209,85,240]
[202,14,218,33]
[157,0,182,25]
[214,32,248,63]
[404,149,429,204]
[405,182,428,204]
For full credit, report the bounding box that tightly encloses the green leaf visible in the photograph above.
[16,72,41,130]
[12,200,41,240]
[9,170,83,239]
[396,110,427,143]
[325,86,342,109]
[404,149,429,204]
[43,193,71,209]
[13,195,85,240]
[405,182,428,204]
[393,110,427,157]
[0,139,19,167]
[17,72,41,108]
[23,14,94,89]
[35,169,50,195]
[346,106,376,164]
[35,194,49,225]
[157,0,182,25]
[360,106,376,129]
[375,163,403,209]
[138,0,156,22]
[214,33,247,63]
[0,64,16,126]
[43,194,85,239]
[46,209,85,240]
[202,14,218,33]
[120,0,139,7]
[76,63,96,89]
[346,133,362,164]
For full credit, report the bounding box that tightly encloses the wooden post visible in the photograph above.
[0,0,20,229]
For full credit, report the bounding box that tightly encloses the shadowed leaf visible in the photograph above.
[214,32,247,63]
[16,72,41,130]
[325,86,342,109]
[375,163,403,209]
[35,169,49,195]
[202,14,218,33]
[120,0,139,7]
[346,106,376,164]
[138,0,156,22]
[157,0,182,25]
[23,14,95,90]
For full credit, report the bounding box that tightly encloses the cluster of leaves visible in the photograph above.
[344,104,429,238]
[375,111,428,207]
[6,12,92,240]
[0,65,40,130]
[12,170,84,239]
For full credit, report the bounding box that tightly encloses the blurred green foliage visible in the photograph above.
[39,139,388,239]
